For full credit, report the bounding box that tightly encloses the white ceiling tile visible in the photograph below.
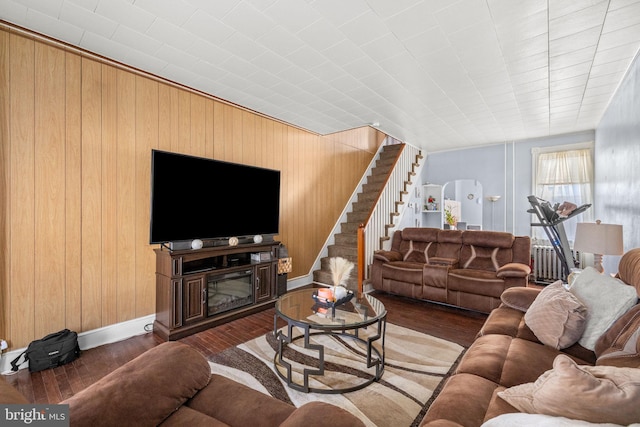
[223,1,275,39]
[68,0,100,11]
[21,0,64,17]
[549,2,608,40]
[0,0,29,23]
[383,1,439,41]
[183,12,234,44]
[264,0,321,33]
[133,0,196,26]
[184,0,238,18]
[112,25,162,55]
[309,0,369,28]
[96,0,155,33]
[24,7,84,44]
[3,0,640,152]
[60,2,117,38]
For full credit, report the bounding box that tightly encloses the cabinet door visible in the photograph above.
[183,275,206,324]
[255,264,273,303]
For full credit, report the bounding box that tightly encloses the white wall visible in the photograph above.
[595,50,640,273]
[421,131,595,236]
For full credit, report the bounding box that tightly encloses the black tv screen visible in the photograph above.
[149,150,281,244]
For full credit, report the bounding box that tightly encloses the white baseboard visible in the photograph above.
[1,314,155,374]
[0,276,310,375]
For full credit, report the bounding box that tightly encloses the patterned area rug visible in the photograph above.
[209,322,465,427]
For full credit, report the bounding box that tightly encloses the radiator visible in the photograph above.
[531,245,584,282]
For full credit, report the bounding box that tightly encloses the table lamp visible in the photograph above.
[573,220,623,273]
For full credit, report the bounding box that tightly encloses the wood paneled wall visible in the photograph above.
[0,25,385,349]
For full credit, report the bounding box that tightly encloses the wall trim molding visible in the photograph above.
[0,314,155,374]
[0,277,310,374]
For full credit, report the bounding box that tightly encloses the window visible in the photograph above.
[531,143,594,242]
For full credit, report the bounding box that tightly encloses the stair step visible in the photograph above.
[328,244,358,258]
[334,232,358,245]
[347,211,368,224]
[312,269,358,290]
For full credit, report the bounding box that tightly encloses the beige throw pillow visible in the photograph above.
[524,281,587,349]
[498,355,640,425]
[569,267,638,350]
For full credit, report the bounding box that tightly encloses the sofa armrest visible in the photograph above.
[496,262,531,278]
[500,287,541,312]
[62,342,211,426]
[374,250,402,263]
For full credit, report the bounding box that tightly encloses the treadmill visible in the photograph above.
[527,195,591,283]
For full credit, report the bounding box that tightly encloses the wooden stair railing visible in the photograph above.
[356,143,423,295]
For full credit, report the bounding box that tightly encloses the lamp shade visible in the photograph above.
[574,221,624,255]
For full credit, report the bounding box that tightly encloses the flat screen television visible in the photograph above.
[149,149,281,245]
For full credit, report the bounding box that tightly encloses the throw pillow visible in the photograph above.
[524,281,587,349]
[569,267,638,350]
[498,354,640,425]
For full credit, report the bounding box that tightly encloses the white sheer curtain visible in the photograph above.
[532,146,594,242]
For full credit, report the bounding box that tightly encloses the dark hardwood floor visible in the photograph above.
[2,290,487,404]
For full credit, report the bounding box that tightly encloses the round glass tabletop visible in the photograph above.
[275,287,386,329]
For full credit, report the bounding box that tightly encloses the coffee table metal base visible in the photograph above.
[273,316,386,394]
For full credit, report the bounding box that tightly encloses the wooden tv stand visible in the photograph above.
[153,241,281,341]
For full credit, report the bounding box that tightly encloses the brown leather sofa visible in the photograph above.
[371,228,531,313]
[420,248,640,427]
[0,341,364,427]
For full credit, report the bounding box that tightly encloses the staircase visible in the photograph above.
[312,143,421,291]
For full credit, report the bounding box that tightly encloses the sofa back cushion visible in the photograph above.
[594,304,640,368]
[434,229,463,260]
[616,247,640,297]
[459,231,516,272]
[63,342,211,426]
[395,228,440,262]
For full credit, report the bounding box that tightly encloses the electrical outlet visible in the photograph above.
[0,340,7,351]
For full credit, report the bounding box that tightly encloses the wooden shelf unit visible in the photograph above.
[153,241,281,341]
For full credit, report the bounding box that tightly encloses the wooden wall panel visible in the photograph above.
[115,69,136,323]
[65,52,82,332]
[101,64,118,326]
[0,29,9,342]
[9,33,36,347]
[134,76,157,318]
[80,57,103,332]
[0,25,383,348]
[34,42,66,337]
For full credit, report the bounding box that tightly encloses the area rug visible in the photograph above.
[208,322,465,427]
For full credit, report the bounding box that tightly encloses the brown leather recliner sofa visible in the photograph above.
[371,228,531,313]
[420,248,640,427]
[0,341,365,427]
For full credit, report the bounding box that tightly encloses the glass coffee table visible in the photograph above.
[273,287,386,393]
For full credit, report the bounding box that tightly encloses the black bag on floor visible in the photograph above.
[10,329,81,372]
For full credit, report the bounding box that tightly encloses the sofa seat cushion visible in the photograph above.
[479,306,597,365]
[456,334,592,388]
[186,374,295,427]
[420,373,501,427]
[478,306,538,342]
[448,269,504,298]
[381,261,425,284]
